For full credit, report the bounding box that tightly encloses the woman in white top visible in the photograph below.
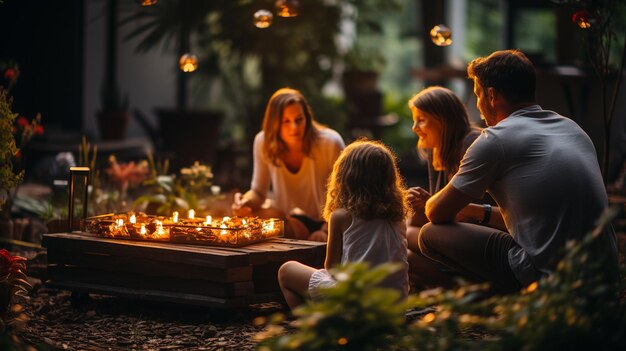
[278,139,411,309]
[233,88,345,240]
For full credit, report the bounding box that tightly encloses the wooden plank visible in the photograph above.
[47,249,252,283]
[48,265,254,297]
[252,242,316,262]
[45,281,247,309]
[253,262,281,293]
[43,233,250,268]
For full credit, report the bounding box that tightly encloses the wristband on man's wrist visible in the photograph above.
[479,204,491,224]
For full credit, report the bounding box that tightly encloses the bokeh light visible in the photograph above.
[430,24,452,47]
[179,53,198,72]
[136,0,157,6]
[572,10,593,29]
[253,9,273,29]
[275,0,299,18]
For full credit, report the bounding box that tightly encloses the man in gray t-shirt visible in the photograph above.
[412,50,617,293]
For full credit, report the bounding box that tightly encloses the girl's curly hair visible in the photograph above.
[323,139,412,222]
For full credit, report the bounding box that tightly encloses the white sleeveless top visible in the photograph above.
[250,128,345,221]
[308,216,409,299]
[342,216,409,296]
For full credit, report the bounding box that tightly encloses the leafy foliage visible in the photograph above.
[257,262,416,351]
[133,159,221,216]
[0,89,22,217]
[258,208,626,350]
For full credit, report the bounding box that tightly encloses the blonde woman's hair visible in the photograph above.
[323,139,411,222]
[409,86,472,176]
[262,87,320,166]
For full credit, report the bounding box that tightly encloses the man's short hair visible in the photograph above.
[467,50,536,104]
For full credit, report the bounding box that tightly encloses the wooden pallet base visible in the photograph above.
[43,233,326,308]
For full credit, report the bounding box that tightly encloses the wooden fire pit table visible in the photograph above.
[42,232,326,309]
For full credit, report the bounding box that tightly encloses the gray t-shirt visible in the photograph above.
[451,105,617,285]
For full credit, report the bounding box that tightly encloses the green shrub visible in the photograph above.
[257,262,417,351]
[257,208,626,350]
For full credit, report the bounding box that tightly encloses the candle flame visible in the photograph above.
[189,209,195,219]
[140,225,146,235]
[116,218,124,227]
[156,220,165,236]
[205,215,212,226]
[220,223,227,236]
[172,211,179,223]
[129,214,136,224]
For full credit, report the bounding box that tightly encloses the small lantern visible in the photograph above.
[275,0,299,18]
[179,53,198,72]
[68,167,90,232]
[253,9,274,28]
[430,24,452,47]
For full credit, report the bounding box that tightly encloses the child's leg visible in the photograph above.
[278,261,317,310]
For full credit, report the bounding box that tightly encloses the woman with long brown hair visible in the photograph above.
[233,88,345,240]
[406,86,482,287]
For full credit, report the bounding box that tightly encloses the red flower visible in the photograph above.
[4,68,15,80]
[17,116,28,127]
[0,249,26,279]
[33,125,44,135]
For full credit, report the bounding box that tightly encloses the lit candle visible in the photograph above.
[220,223,228,236]
[129,214,136,224]
[140,225,146,235]
[205,215,212,226]
[156,220,165,236]
[116,218,124,228]
[188,209,195,219]
[172,211,179,223]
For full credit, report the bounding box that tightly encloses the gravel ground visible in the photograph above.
[4,250,287,351]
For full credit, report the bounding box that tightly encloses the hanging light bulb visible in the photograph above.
[572,10,594,29]
[275,0,299,18]
[253,9,273,29]
[136,0,157,6]
[430,24,452,47]
[179,53,198,72]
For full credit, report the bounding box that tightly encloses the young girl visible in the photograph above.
[277,139,412,309]
[232,88,345,241]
